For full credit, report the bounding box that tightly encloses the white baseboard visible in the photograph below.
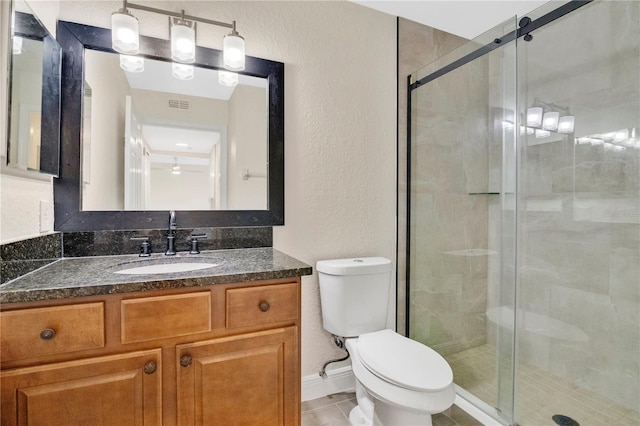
[301,366,356,402]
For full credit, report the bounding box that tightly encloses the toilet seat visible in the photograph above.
[357,329,453,392]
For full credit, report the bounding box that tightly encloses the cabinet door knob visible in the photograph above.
[39,328,56,340]
[144,361,157,375]
[259,301,270,312]
[180,354,192,368]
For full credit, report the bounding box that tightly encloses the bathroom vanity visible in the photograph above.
[0,248,311,426]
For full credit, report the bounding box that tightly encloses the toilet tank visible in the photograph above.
[317,257,392,337]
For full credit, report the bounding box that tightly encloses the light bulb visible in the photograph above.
[171,20,196,64]
[111,10,139,54]
[223,26,245,71]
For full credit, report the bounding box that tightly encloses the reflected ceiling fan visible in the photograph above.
[168,157,204,175]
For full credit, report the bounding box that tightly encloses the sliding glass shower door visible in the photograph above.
[407,2,639,425]
[407,16,519,425]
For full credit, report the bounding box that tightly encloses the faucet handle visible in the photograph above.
[189,234,208,255]
[131,236,152,257]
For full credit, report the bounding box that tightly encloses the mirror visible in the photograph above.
[54,21,284,231]
[81,50,268,212]
[6,0,61,175]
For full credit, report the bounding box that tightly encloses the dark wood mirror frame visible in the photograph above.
[54,21,284,231]
[7,8,61,175]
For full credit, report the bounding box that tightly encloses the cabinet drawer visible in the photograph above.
[0,303,105,362]
[121,291,211,343]
[226,283,298,329]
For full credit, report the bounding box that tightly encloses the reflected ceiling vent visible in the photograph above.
[168,99,190,110]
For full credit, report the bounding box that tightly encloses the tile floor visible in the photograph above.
[446,344,640,426]
[301,392,482,426]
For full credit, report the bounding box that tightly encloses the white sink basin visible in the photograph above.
[114,262,219,275]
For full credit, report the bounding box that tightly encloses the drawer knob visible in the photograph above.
[259,301,270,312]
[143,361,157,375]
[180,354,193,368]
[39,328,56,340]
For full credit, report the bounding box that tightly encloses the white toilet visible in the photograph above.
[317,257,455,426]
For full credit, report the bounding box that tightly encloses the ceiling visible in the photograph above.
[352,0,549,40]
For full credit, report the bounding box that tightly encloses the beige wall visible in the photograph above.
[82,50,130,210]
[227,85,268,210]
[2,1,397,377]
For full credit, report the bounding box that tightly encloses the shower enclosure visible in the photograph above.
[406,1,639,425]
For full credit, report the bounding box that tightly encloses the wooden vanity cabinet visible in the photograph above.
[0,278,302,426]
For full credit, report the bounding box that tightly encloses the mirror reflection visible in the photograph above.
[7,0,56,173]
[81,49,268,212]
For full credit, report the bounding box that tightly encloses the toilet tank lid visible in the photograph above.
[316,257,392,275]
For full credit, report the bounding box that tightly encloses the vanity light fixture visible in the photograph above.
[119,54,144,72]
[170,16,196,64]
[223,22,245,71]
[218,70,239,87]
[111,6,139,54]
[172,63,194,80]
[111,1,246,72]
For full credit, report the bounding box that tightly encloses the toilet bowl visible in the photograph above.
[345,329,455,426]
[316,257,455,426]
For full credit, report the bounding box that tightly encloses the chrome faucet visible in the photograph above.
[166,210,177,255]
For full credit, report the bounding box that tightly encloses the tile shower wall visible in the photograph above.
[515,0,639,411]
[409,48,494,356]
[397,18,466,336]
[517,138,639,409]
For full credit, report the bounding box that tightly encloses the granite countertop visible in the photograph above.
[0,248,312,304]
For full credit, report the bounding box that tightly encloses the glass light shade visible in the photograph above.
[542,111,560,131]
[111,10,139,54]
[171,21,195,63]
[218,70,239,87]
[526,107,543,127]
[557,115,575,133]
[12,36,23,54]
[223,33,245,71]
[535,129,551,138]
[172,63,194,80]
[119,55,144,73]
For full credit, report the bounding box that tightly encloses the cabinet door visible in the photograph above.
[1,349,162,426]
[177,327,299,426]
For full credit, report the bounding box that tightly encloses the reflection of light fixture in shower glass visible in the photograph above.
[526,107,543,127]
[119,55,144,72]
[557,115,575,133]
[535,129,551,138]
[542,111,559,131]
